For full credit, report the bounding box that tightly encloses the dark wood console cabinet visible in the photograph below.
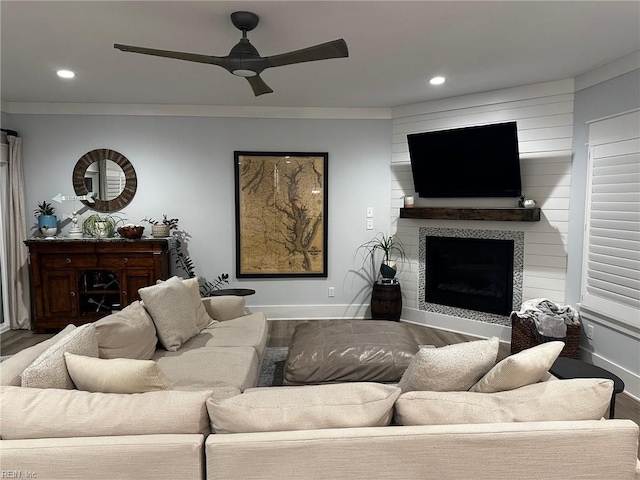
[25,239,170,332]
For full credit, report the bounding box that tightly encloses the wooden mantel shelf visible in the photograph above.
[399,207,541,222]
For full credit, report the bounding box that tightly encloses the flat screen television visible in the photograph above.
[407,122,522,198]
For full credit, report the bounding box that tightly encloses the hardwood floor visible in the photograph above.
[3,319,639,456]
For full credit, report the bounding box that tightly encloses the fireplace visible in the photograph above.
[425,236,514,316]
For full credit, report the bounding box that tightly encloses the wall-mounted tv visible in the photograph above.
[407,122,522,198]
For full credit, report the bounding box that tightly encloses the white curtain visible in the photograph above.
[7,135,30,329]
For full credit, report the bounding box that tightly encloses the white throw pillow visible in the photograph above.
[21,324,98,389]
[157,277,216,330]
[94,301,158,360]
[398,337,499,392]
[395,378,613,426]
[139,276,199,351]
[64,352,171,394]
[207,383,401,434]
[0,324,76,386]
[470,341,564,393]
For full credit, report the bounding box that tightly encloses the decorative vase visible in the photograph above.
[380,260,397,279]
[523,199,536,209]
[151,224,170,238]
[37,215,57,238]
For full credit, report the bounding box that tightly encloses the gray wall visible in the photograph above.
[6,113,391,312]
[567,69,640,385]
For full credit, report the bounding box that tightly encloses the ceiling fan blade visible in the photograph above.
[114,44,225,67]
[246,75,274,96]
[264,39,348,69]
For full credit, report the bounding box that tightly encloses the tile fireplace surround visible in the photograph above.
[418,227,524,326]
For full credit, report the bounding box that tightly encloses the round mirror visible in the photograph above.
[72,149,137,212]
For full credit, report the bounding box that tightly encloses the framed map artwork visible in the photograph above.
[234,151,328,278]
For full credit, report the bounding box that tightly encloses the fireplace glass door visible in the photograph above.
[425,236,514,316]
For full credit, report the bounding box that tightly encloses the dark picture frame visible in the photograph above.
[234,151,328,278]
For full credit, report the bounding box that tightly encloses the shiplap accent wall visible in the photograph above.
[391,79,575,338]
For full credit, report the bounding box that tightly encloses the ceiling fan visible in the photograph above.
[114,11,349,96]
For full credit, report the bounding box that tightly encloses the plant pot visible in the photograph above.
[151,225,171,238]
[37,215,57,238]
[380,260,397,279]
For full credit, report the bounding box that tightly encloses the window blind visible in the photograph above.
[583,110,640,327]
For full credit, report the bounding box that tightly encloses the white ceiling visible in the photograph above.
[1,1,639,109]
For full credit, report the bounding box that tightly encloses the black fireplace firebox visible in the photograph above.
[425,236,514,316]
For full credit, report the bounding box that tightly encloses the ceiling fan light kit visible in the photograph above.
[114,11,349,96]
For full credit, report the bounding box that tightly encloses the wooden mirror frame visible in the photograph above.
[72,149,137,212]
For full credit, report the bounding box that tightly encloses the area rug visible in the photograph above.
[257,347,288,387]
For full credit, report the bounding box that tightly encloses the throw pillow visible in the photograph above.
[0,386,213,439]
[94,301,158,360]
[207,383,401,434]
[470,341,564,393]
[21,324,98,389]
[395,378,613,426]
[157,277,216,330]
[398,337,499,392]
[0,324,76,386]
[139,276,199,351]
[64,352,171,394]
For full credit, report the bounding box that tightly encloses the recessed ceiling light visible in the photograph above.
[429,76,445,86]
[56,70,75,79]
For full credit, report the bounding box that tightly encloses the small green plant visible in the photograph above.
[82,213,125,238]
[356,232,408,279]
[141,215,179,230]
[34,201,55,217]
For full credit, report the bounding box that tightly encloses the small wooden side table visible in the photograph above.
[549,357,625,418]
[370,282,402,322]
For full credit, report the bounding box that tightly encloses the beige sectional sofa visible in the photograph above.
[1,286,639,480]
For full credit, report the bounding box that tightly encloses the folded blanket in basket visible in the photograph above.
[516,299,580,338]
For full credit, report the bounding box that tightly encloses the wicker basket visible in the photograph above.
[510,312,580,359]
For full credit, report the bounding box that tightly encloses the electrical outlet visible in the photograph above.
[366,207,374,218]
[328,287,335,297]
[586,324,594,340]
[366,218,374,230]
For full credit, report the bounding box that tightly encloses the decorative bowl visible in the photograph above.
[117,225,144,239]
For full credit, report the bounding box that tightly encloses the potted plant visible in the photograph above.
[82,213,125,238]
[34,201,57,238]
[141,215,179,238]
[357,232,408,281]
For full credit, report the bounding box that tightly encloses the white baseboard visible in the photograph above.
[248,304,369,321]
[579,348,640,401]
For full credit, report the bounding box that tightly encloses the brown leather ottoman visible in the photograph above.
[283,320,419,385]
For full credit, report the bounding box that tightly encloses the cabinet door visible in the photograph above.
[121,269,155,306]
[42,269,77,317]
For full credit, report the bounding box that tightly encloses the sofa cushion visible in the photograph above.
[0,386,213,440]
[94,301,158,360]
[186,313,268,360]
[0,324,76,386]
[394,378,614,426]
[470,341,564,393]
[153,345,259,392]
[139,276,199,351]
[207,383,401,434]
[398,337,499,393]
[202,296,246,321]
[21,324,98,389]
[64,352,171,394]
[158,276,216,330]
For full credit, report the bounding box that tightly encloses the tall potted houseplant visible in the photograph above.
[358,232,408,282]
[34,201,57,238]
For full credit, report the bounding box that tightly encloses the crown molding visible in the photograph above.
[0,101,391,120]
[575,50,640,92]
